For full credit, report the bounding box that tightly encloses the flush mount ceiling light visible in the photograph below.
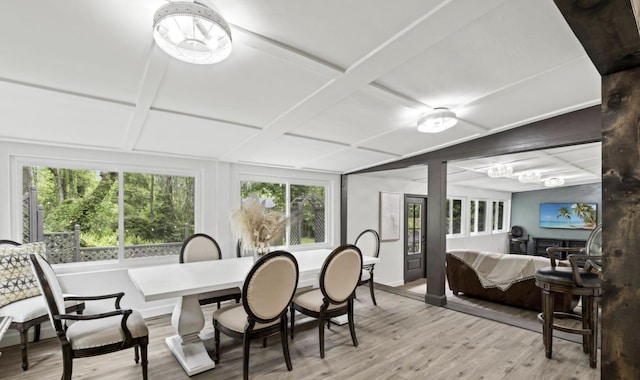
[417,107,458,133]
[518,171,542,183]
[153,2,232,64]
[486,164,514,178]
[544,177,565,187]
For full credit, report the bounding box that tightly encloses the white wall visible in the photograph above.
[347,174,428,287]
[347,174,512,287]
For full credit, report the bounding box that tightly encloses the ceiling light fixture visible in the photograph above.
[153,2,232,64]
[417,107,458,133]
[486,164,514,178]
[518,171,542,183]
[544,177,565,187]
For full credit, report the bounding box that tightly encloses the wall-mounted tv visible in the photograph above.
[539,203,598,230]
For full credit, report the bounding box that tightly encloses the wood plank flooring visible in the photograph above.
[0,286,600,379]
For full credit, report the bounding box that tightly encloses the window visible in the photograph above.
[469,199,488,234]
[123,173,194,258]
[492,200,506,232]
[446,198,462,235]
[240,180,326,247]
[22,166,194,264]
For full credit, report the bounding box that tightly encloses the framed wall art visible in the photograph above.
[379,192,400,241]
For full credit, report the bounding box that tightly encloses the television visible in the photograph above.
[539,202,598,230]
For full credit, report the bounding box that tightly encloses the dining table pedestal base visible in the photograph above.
[168,294,216,376]
[165,335,215,376]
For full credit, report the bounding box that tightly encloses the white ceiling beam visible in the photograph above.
[121,43,169,151]
[219,0,508,163]
[230,24,344,79]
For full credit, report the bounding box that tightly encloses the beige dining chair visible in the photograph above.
[0,240,85,371]
[290,244,363,358]
[354,229,380,305]
[29,252,148,380]
[212,250,299,380]
[180,233,241,308]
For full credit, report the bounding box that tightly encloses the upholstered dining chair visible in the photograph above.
[180,233,241,308]
[0,240,85,371]
[29,253,149,380]
[290,244,363,358]
[212,250,299,380]
[354,229,380,305]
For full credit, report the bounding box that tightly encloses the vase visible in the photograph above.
[244,243,270,263]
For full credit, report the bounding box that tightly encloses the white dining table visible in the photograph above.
[128,248,379,376]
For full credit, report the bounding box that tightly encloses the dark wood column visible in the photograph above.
[601,66,640,378]
[340,174,348,245]
[425,160,447,306]
[554,0,640,376]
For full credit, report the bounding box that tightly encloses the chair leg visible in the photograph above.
[348,300,358,347]
[319,313,325,359]
[289,305,295,339]
[140,342,149,380]
[588,296,599,368]
[34,323,41,342]
[62,349,73,380]
[134,345,140,363]
[19,327,29,371]
[541,289,554,359]
[242,334,251,380]
[280,316,293,371]
[581,295,590,354]
[368,273,377,306]
[213,322,221,363]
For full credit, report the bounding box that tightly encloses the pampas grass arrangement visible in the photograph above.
[230,194,288,255]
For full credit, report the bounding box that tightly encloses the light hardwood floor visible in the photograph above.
[0,286,599,380]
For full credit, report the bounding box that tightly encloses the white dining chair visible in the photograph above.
[290,244,362,358]
[180,233,241,308]
[354,229,380,305]
[213,250,299,380]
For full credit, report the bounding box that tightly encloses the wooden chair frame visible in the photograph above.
[290,244,362,358]
[29,254,148,380]
[354,229,380,305]
[536,227,602,369]
[1,239,86,371]
[213,250,299,380]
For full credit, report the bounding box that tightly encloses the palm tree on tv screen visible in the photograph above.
[571,203,597,226]
[556,207,571,221]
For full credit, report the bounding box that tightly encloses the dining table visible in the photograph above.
[128,248,379,376]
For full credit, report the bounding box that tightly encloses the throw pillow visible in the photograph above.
[0,242,46,308]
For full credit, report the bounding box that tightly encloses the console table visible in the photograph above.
[533,237,586,259]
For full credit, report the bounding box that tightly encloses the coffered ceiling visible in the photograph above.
[0,0,601,191]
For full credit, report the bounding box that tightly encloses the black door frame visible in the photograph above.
[404,193,427,283]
